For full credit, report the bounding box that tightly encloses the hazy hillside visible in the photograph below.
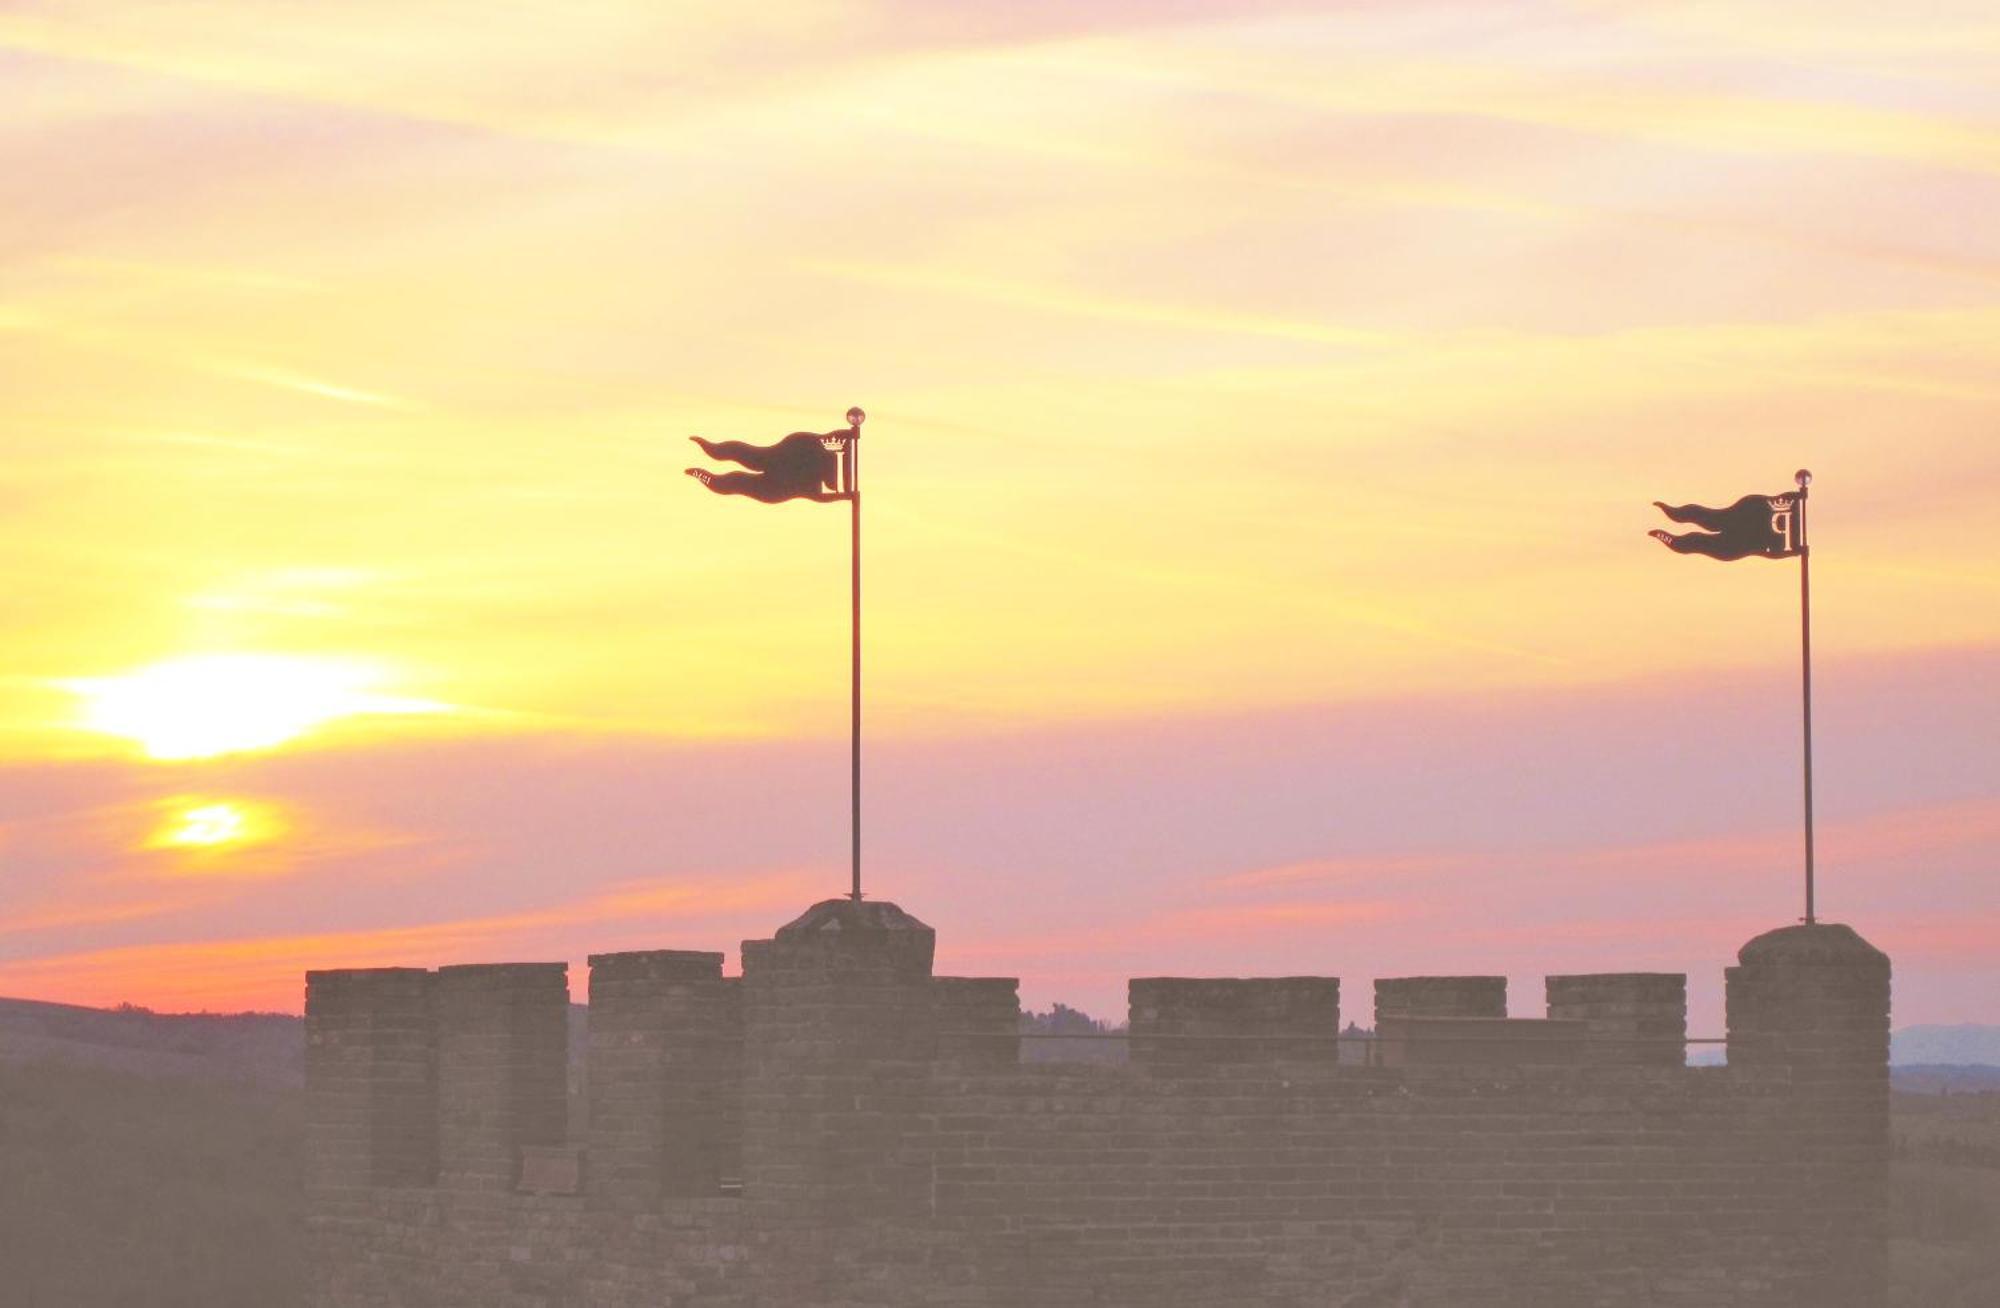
[0,1058,302,1307]
[1895,1065,2000,1094]
[1895,1025,2000,1068]
[0,996,303,1089]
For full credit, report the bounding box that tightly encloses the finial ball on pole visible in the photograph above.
[1795,469,1812,488]
[846,407,866,429]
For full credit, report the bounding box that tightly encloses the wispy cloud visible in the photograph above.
[0,868,817,1010]
[1207,796,2000,895]
[804,260,1400,350]
[197,359,411,409]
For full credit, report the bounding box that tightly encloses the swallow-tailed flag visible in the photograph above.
[686,431,851,504]
[1649,492,1804,561]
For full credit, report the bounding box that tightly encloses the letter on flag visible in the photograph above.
[686,431,851,504]
[1649,493,1803,561]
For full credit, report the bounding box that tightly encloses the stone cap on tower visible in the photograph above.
[763,898,936,976]
[1737,922,1887,967]
[773,897,932,939]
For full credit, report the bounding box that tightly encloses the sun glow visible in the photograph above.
[64,654,447,760]
[146,797,286,857]
[174,804,244,845]
[159,802,248,848]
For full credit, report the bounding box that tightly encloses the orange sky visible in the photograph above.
[2,1,1996,1029]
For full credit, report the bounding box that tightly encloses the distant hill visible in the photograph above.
[0,996,303,1089]
[1895,1025,2000,1068]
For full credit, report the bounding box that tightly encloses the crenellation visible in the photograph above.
[305,967,438,1192]
[433,962,569,1195]
[307,906,1892,1307]
[1546,972,1687,1066]
[1724,923,1891,1305]
[933,976,1021,1065]
[586,949,738,1208]
[1129,977,1340,1065]
[1374,975,1508,1025]
[740,895,940,1280]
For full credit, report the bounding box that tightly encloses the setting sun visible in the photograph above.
[168,804,247,846]
[145,797,287,859]
[63,654,447,760]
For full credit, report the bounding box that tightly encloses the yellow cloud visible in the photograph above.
[805,259,1401,349]
[60,654,449,760]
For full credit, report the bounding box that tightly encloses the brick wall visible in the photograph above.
[305,904,1891,1307]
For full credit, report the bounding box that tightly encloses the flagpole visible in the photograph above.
[845,407,865,901]
[1796,469,1815,925]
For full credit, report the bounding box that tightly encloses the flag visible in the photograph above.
[1649,492,1803,561]
[686,431,850,504]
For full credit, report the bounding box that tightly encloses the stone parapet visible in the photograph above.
[586,949,737,1208]
[933,976,1021,1066]
[304,967,437,1192]
[1129,976,1340,1064]
[433,962,570,1194]
[1373,975,1507,1025]
[1546,972,1687,1065]
[742,899,937,1232]
[1725,922,1891,1307]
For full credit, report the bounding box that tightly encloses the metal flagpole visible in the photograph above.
[1795,468,1815,925]
[845,407,865,901]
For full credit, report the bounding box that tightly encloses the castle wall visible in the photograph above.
[305,905,1891,1308]
[922,1061,1787,1306]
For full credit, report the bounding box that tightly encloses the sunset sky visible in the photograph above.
[2,1,1995,1032]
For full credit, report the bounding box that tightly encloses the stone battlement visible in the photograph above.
[305,902,1890,1307]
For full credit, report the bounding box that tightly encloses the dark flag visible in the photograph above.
[686,431,850,503]
[1649,492,1803,561]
